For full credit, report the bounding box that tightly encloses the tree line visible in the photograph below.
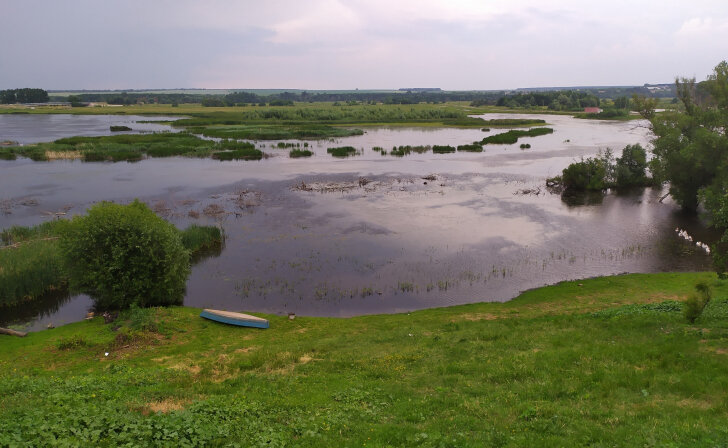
[0,88,49,104]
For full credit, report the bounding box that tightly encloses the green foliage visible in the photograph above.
[289,149,313,158]
[60,200,190,310]
[646,61,728,274]
[520,143,531,149]
[615,144,649,187]
[561,156,609,191]
[109,125,132,132]
[0,88,49,104]
[481,127,554,145]
[327,146,358,157]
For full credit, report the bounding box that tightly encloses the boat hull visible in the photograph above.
[200,309,270,329]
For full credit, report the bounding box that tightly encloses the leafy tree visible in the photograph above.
[561,155,609,191]
[615,144,648,187]
[646,61,728,273]
[60,200,190,309]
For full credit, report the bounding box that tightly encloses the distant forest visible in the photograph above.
[0,88,49,104]
[3,84,676,107]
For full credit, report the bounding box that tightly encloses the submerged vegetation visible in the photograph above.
[289,149,313,158]
[191,124,364,140]
[481,127,554,145]
[2,273,728,446]
[0,133,263,162]
[327,146,358,157]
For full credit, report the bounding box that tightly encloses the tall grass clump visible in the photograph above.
[684,281,713,323]
[0,221,70,307]
[180,225,224,254]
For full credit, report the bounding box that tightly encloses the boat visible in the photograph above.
[199,309,270,329]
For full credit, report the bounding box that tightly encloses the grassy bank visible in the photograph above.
[1,273,727,446]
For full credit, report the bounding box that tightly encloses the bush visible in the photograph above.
[60,200,190,310]
[683,282,713,323]
[561,157,609,191]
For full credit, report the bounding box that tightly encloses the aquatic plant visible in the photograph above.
[289,149,313,158]
[481,128,554,145]
[327,146,358,157]
[432,145,456,154]
[456,143,483,152]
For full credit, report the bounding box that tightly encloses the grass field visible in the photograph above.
[1,272,727,446]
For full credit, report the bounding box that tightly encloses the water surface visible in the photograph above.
[0,114,714,330]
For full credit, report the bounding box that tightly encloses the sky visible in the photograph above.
[1,0,728,90]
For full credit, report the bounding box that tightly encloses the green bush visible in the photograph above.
[60,200,190,310]
[683,282,713,323]
[561,157,609,191]
[457,143,483,152]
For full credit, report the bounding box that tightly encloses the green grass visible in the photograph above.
[1,273,727,446]
[481,127,554,145]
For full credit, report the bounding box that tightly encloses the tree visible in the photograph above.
[60,200,190,309]
[647,61,728,273]
[615,144,648,187]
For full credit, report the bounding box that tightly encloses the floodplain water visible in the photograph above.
[0,113,715,330]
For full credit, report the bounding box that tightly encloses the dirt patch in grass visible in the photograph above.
[145,398,190,414]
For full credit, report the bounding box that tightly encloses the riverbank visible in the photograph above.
[1,272,727,446]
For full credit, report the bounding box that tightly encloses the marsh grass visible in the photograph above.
[456,143,483,152]
[327,146,358,157]
[432,145,456,154]
[289,149,313,158]
[481,127,554,145]
[389,145,431,156]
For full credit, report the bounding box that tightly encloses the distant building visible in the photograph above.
[584,107,602,114]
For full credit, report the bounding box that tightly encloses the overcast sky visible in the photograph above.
[2,0,728,90]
